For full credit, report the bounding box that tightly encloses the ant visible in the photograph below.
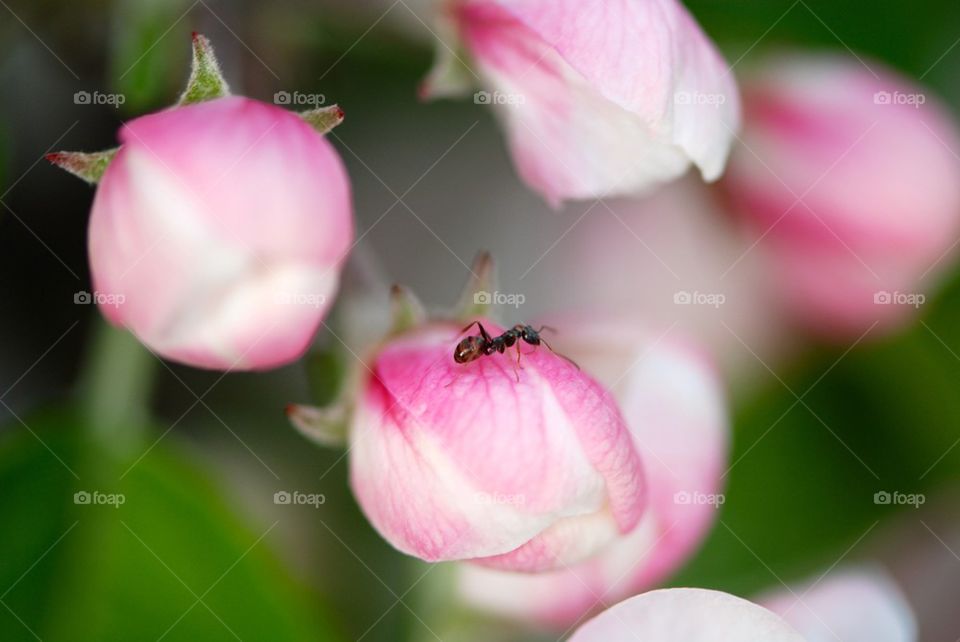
[453,321,579,381]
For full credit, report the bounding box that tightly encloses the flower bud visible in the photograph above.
[569,588,805,642]
[423,0,740,206]
[760,566,916,642]
[456,321,728,627]
[725,53,960,338]
[88,96,353,369]
[348,319,645,571]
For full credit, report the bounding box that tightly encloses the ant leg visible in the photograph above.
[460,321,494,343]
[515,342,523,370]
[541,338,580,370]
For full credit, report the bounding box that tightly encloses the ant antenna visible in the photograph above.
[541,338,580,370]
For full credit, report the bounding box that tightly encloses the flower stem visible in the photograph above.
[78,319,157,455]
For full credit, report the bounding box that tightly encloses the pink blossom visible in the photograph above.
[724,53,960,338]
[569,588,805,641]
[760,567,916,642]
[347,319,645,571]
[456,320,728,626]
[423,0,741,205]
[569,567,915,641]
[89,96,353,370]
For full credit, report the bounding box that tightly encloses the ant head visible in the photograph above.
[520,325,541,344]
[454,335,486,363]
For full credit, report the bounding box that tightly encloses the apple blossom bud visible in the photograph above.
[348,319,645,571]
[760,566,917,642]
[88,96,353,369]
[456,321,728,627]
[725,53,960,338]
[422,0,740,206]
[569,588,805,642]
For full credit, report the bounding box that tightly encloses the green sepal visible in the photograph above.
[178,32,230,105]
[45,148,119,184]
[389,284,427,336]
[300,105,345,135]
[453,251,497,321]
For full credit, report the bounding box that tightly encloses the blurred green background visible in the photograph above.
[2,0,960,640]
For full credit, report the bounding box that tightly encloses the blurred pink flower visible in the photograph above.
[456,320,728,627]
[423,0,741,205]
[348,319,645,571]
[760,566,916,642]
[569,588,804,642]
[89,96,353,370]
[569,567,915,641]
[724,53,960,338]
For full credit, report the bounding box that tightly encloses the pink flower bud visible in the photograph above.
[760,567,917,642]
[456,321,728,627]
[569,588,805,642]
[424,0,740,205]
[348,320,645,571]
[89,96,353,370]
[725,53,960,338]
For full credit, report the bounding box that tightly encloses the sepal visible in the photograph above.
[178,32,230,105]
[45,148,119,184]
[300,105,345,134]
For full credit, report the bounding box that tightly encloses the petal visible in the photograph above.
[452,0,739,204]
[760,566,917,642]
[569,588,805,642]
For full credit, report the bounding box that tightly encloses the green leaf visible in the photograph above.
[0,408,340,642]
[672,327,960,594]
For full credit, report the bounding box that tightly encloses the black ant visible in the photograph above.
[453,321,579,381]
